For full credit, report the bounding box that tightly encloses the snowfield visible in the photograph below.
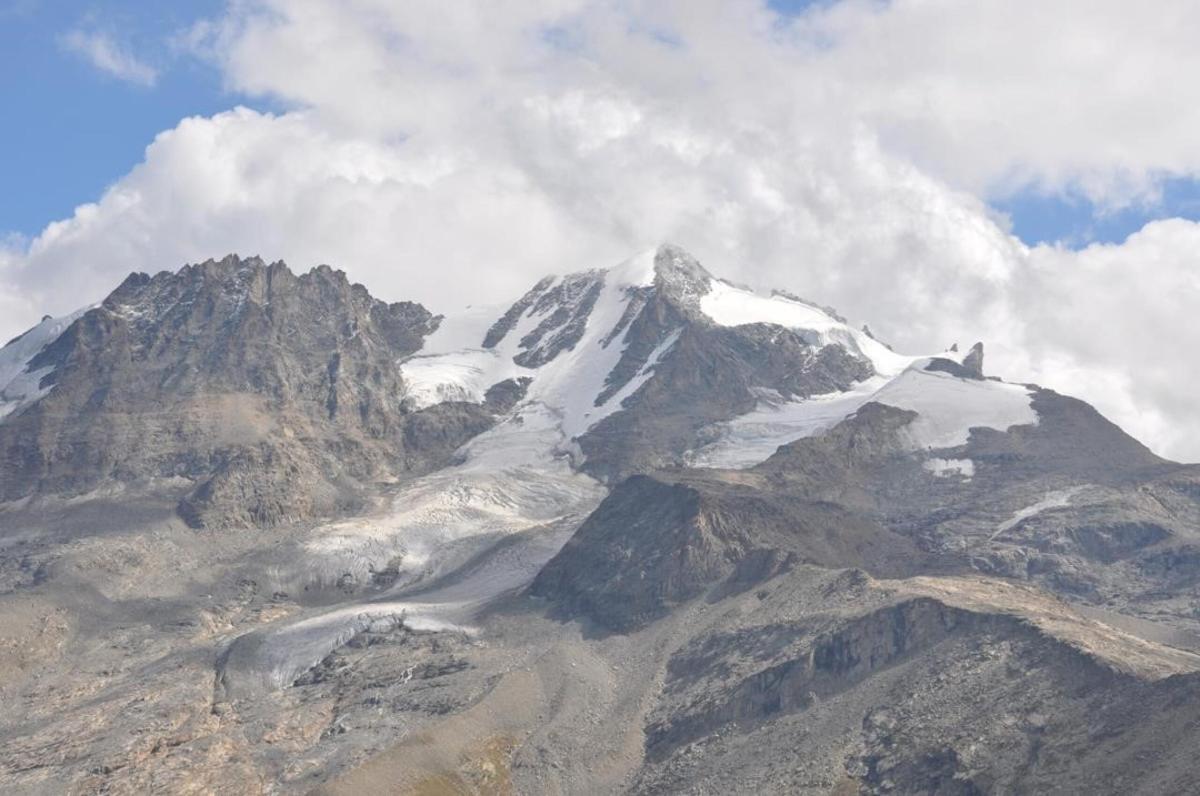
[399,303,534,410]
[691,362,1038,471]
[871,367,1037,450]
[924,458,977,479]
[699,277,916,377]
[400,249,660,440]
[690,277,1040,469]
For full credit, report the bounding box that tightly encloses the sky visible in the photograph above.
[1,0,1199,461]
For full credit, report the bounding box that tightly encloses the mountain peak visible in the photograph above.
[651,243,715,309]
[653,242,709,276]
[0,255,462,528]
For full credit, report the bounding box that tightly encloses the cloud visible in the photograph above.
[61,28,158,87]
[4,0,1200,460]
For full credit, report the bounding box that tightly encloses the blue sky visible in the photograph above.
[2,0,1199,250]
[995,178,1200,247]
[0,0,266,237]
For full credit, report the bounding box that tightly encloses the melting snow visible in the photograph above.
[924,458,976,479]
[231,401,607,693]
[991,487,1086,540]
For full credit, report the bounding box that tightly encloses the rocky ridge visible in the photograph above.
[0,255,496,528]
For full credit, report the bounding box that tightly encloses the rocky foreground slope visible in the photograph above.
[2,245,1200,793]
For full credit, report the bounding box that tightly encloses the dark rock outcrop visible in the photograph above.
[962,341,985,379]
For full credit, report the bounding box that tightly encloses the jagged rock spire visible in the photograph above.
[963,341,984,379]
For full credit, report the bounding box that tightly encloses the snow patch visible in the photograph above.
[872,367,1037,450]
[991,487,1086,540]
[924,458,976,479]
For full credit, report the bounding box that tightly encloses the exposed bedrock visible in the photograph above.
[530,469,931,633]
[643,597,1111,759]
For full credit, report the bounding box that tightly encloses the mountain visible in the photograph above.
[2,245,1200,793]
[0,255,496,528]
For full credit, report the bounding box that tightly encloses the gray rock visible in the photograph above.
[0,256,492,528]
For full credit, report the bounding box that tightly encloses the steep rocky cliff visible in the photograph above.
[0,256,494,527]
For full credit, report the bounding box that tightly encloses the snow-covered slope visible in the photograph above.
[399,303,529,408]
[401,244,1039,473]
[0,306,91,421]
[687,377,892,468]
[402,244,892,440]
[690,359,1038,470]
[699,278,913,377]
[871,366,1037,450]
[401,248,661,438]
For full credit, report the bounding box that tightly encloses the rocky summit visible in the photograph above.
[2,245,1199,794]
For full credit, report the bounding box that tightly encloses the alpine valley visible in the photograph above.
[2,244,1199,794]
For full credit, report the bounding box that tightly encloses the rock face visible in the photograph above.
[530,463,931,632]
[577,247,874,483]
[0,256,494,527]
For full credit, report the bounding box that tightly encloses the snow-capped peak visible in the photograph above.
[401,247,665,437]
[402,244,1040,478]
